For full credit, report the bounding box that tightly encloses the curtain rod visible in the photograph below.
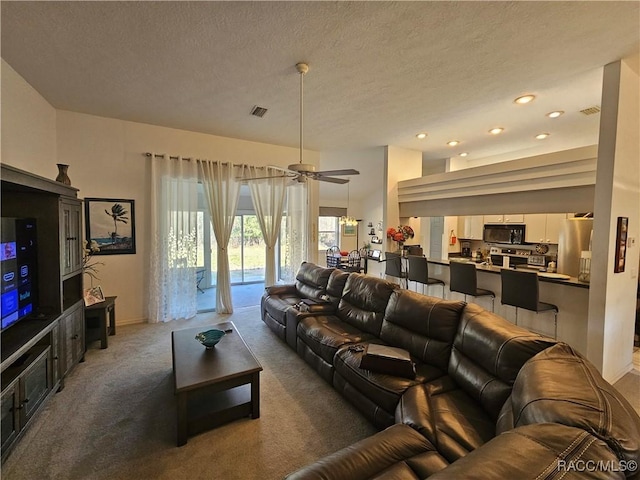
[144,153,281,171]
[144,152,273,169]
[144,152,242,168]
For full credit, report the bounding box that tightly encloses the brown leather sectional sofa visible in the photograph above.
[260,262,640,480]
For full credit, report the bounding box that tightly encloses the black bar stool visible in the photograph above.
[384,252,407,288]
[406,255,445,298]
[500,269,559,339]
[449,260,495,311]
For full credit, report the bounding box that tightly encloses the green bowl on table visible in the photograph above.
[195,329,226,349]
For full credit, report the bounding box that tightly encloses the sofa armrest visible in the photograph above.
[265,284,296,296]
[285,424,447,480]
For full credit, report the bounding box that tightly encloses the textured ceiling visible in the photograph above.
[2,1,639,200]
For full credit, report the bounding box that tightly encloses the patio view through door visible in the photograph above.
[196,187,266,312]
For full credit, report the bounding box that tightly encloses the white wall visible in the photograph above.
[384,146,422,252]
[1,59,57,173]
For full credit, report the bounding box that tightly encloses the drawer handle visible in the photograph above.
[71,334,79,340]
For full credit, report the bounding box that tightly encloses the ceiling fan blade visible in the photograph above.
[315,176,350,184]
[315,169,360,176]
[239,173,295,182]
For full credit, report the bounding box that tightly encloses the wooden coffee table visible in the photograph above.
[171,321,262,446]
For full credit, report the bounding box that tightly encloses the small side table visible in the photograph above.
[85,296,117,349]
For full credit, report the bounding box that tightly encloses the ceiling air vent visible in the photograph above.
[580,106,601,116]
[250,105,268,118]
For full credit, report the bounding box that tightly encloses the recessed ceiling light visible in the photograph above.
[459,152,468,157]
[514,94,536,104]
[416,133,427,139]
[547,111,564,118]
[489,127,504,135]
[535,133,550,140]
[447,140,460,146]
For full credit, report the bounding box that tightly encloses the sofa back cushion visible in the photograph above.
[502,343,640,467]
[448,304,556,421]
[338,273,397,335]
[380,290,465,371]
[325,269,350,304]
[294,262,333,300]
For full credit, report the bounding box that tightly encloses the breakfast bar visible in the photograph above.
[426,258,590,353]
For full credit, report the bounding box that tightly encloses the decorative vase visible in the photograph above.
[55,164,71,185]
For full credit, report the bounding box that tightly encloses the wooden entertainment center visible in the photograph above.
[1,164,85,462]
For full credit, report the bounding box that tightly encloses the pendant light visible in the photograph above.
[339,182,358,226]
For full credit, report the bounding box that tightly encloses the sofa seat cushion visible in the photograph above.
[297,315,375,364]
[427,423,625,480]
[334,343,444,415]
[285,424,449,480]
[396,382,496,463]
[263,294,301,324]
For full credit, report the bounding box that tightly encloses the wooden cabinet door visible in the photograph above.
[60,199,83,278]
[60,302,84,377]
[51,321,61,387]
[20,347,52,425]
[1,378,20,456]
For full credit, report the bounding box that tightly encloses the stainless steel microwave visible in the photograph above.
[483,224,526,244]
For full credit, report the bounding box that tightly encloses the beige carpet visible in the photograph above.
[2,306,376,480]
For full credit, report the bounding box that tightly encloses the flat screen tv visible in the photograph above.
[1,218,38,331]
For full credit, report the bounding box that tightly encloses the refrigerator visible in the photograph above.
[557,218,593,277]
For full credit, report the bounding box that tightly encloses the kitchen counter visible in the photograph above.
[429,257,589,289]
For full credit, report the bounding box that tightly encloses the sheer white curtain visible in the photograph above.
[280,181,308,282]
[148,154,199,323]
[246,166,287,287]
[198,160,243,313]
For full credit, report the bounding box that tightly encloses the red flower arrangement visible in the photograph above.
[386,225,415,245]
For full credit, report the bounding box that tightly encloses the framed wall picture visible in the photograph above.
[342,224,356,237]
[614,216,628,273]
[85,198,136,255]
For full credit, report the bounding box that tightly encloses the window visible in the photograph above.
[318,216,339,250]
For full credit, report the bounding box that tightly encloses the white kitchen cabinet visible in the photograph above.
[484,214,524,224]
[524,214,547,243]
[484,215,504,223]
[457,215,484,239]
[504,214,524,223]
[524,213,568,244]
[545,214,567,244]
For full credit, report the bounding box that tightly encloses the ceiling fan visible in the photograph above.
[246,63,359,184]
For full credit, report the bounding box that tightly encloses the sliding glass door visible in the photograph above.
[229,215,266,284]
